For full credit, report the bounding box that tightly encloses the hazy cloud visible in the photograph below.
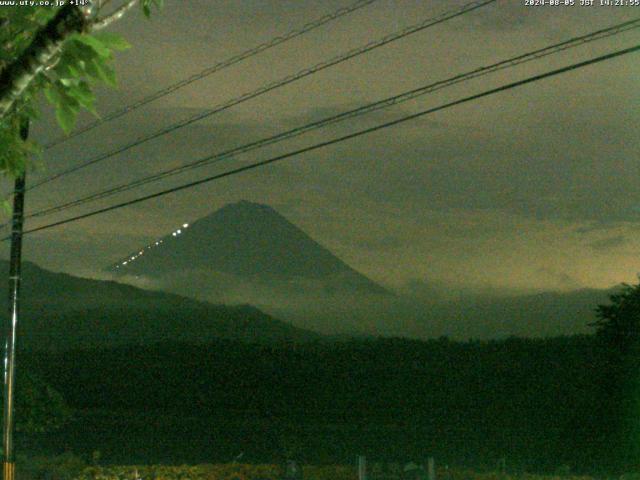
[4,0,638,295]
[588,235,627,252]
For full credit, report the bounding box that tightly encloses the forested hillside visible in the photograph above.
[20,335,639,473]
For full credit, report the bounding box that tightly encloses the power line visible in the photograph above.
[12,43,639,240]
[43,0,380,150]
[28,0,497,192]
[25,17,640,221]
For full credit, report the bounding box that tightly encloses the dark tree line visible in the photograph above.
[589,281,640,473]
[12,281,640,472]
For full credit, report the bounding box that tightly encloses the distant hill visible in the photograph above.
[106,200,389,298]
[0,258,611,350]
[403,286,616,339]
[0,261,319,351]
[261,284,616,339]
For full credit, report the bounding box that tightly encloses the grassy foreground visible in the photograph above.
[68,465,607,480]
[75,464,353,480]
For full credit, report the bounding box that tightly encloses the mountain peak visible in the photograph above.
[221,200,273,212]
[201,200,283,224]
[107,202,388,295]
[231,199,269,208]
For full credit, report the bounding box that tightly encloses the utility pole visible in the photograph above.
[357,455,367,480]
[2,118,28,480]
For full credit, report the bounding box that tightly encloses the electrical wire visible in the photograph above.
[10,43,639,240]
[43,0,381,150]
[25,17,640,221]
[28,0,496,192]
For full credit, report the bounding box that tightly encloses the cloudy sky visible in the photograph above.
[3,0,639,293]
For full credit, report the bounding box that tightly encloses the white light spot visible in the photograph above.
[123,261,128,265]
[183,223,188,228]
[177,229,182,234]
[172,232,177,237]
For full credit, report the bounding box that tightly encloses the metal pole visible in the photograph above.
[428,457,436,480]
[357,455,367,480]
[3,118,28,480]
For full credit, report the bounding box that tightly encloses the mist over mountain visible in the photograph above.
[256,284,612,339]
[102,200,613,338]
[0,257,614,354]
[0,261,319,351]
[394,280,615,338]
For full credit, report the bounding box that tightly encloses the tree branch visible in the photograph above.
[92,0,139,31]
[0,0,142,121]
[0,5,87,120]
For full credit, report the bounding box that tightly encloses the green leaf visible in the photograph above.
[0,6,143,181]
[53,88,81,134]
[73,34,112,58]
[55,103,77,134]
[85,58,117,87]
[1,199,11,217]
[43,84,62,106]
[0,119,31,177]
[64,38,101,66]
[59,77,79,88]
[58,87,81,111]
[141,0,163,18]
[54,52,86,79]
[20,100,40,121]
[65,81,97,115]
[94,32,131,51]
[84,59,99,81]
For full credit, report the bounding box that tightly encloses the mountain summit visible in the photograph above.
[108,201,388,296]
